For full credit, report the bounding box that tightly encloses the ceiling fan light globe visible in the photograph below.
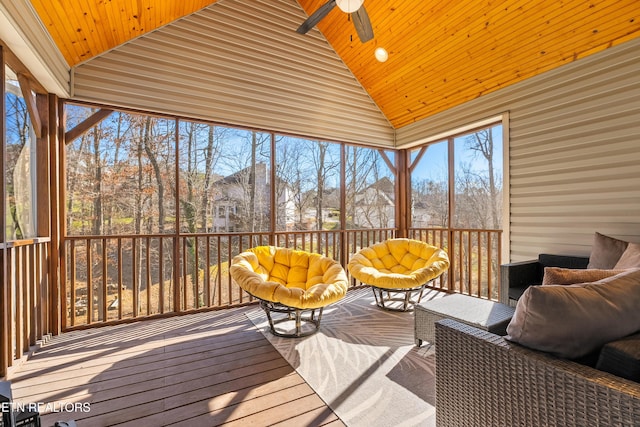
[375,47,388,62]
[335,0,364,13]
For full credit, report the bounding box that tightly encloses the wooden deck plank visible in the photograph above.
[61,358,294,421]
[12,337,271,398]
[13,329,264,376]
[169,384,323,426]
[13,338,275,397]
[15,312,260,367]
[265,406,343,427]
[220,396,342,427]
[16,345,285,405]
[115,371,306,427]
[8,306,346,427]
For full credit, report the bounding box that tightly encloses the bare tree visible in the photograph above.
[465,129,501,229]
[345,146,377,228]
[309,140,339,231]
[275,138,314,230]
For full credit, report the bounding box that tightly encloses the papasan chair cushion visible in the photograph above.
[230,246,348,336]
[348,238,449,311]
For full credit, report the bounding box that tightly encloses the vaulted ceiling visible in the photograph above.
[29,0,640,128]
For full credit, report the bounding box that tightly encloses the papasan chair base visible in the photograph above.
[371,284,428,312]
[259,300,323,338]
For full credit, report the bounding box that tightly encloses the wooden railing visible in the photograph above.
[62,227,502,329]
[1,238,51,377]
[62,228,397,329]
[409,227,503,300]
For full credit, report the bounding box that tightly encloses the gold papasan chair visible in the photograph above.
[348,238,450,311]
[230,246,349,337]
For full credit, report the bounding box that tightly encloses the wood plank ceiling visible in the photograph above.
[29,0,640,129]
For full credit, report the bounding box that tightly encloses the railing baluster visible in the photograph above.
[86,239,93,324]
[205,236,211,308]
[194,236,199,309]
[182,237,187,311]
[117,238,123,320]
[227,235,232,306]
[146,236,151,315]
[132,237,138,318]
[158,237,164,314]
[217,235,222,307]
[28,245,36,346]
[102,238,107,322]
[19,247,28,352]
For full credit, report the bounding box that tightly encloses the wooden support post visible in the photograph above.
[396,149,409,238]
[0,46,8,378]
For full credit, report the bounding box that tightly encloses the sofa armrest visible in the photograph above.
[499,259,540,304]
[538,253,589,269]
[435,319,640,427]
[499,254,590,304]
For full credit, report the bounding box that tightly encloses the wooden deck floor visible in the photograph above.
[7,306,345,427]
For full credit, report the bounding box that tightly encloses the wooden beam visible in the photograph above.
[408,146,427,174]
[64,109,114,144]
[17,73,43,138]
[377,149,397,175]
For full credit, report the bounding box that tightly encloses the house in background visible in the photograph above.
[352,177,395,229]
[211,162,274,232]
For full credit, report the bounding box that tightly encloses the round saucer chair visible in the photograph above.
[230,246,348,338]
[348,238,450,312]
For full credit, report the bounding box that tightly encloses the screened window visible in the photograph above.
[345,146,395,229]
[411,140,449,228]
[5,65,37,240]
[453,128,503,229]
[275,136,340,231]
[179,124,271,233]
[65,105,176,235]
[410,124,503,230]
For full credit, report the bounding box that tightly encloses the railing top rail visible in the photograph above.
[409,227,502,233]
[64,228,398,240]
[3,237,52,248]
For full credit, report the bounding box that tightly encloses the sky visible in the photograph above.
[411,124,503,184]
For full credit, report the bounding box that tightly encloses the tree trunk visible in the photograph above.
[142,117,165,232]
[200,125,216,232]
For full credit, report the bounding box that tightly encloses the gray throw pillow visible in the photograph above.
[541,267,625,286]
[587,232,629,269]
[614,242,640,269]
[505,268,640,359]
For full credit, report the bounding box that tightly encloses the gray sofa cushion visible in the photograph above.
[505,268,640,359]
[596,332,640,382]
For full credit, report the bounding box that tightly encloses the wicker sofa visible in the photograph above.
[435,319,640,427]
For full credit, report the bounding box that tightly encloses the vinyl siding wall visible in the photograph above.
[71,0,394,147]
[397,38,640,262]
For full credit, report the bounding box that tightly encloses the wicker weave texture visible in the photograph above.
[435,319,640,427]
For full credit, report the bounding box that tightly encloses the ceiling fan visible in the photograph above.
[296,0,374,43]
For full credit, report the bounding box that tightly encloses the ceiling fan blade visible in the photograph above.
[352,6,374,43]
[296,0,336,34]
